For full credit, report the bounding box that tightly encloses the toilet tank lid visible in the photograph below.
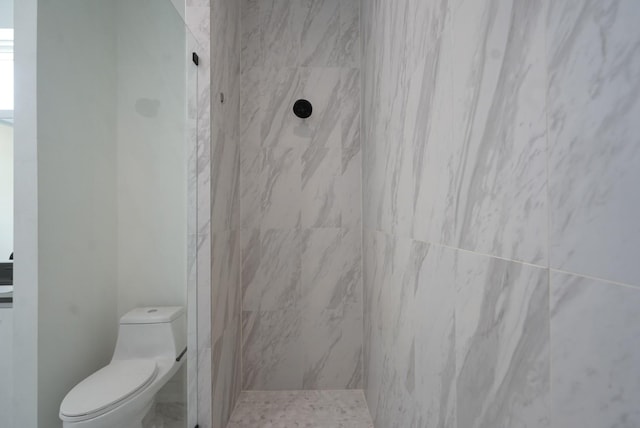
[120,306,184,324]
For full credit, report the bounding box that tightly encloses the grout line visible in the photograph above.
[548,268,640,290]
[380,228,548,269]
[363,226,640,290]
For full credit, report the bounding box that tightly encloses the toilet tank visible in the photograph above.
[112,307,186,361]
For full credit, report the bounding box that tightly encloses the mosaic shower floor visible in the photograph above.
[226,390,374,428]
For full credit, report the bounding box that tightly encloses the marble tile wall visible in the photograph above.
[186,0,242,427]
[361,0,640,427]
[239,0,363,391]
[186,0,243,428]
[185,3,213,427]
[185,3,210,427]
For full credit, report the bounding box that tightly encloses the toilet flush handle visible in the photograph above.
[176,346,187,362]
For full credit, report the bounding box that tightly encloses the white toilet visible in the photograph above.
[59,306,186,428]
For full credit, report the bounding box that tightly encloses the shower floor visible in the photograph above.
[226,390,374,428]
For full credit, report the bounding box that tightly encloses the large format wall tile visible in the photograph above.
[551,272,640,428]
[338,0,360,67]
[242,309,304,390]
[301,229,361,315]
[455,252,550,428]
[450,0,548,264]
[211,231,240,344]
[362,0,640,427]
[239,0,362,391]
[260,67,305,150]
[240,0,261,69]
[211,119,240,232]
[362,1,551,425]
[262,0,301,68]
[298,0,360,67]
[299,0,340,66]
[240,0,360,69]
[363,232,412,425]
[212,321,242,428]
[548,0,640,286]
[362,230,383,412]
[301,310,363,389]
[412,243,457,428]
[246,147,303,229]
[363,232,549,428]
[300,228,363,388]
[302,146,343,227]
[362,0,451,239]
[363,232,457,428]
[239,66,263,149]
[410,19,454,246]
[241,228,301,311]
[200,0,242,426]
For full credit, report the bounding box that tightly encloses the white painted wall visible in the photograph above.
[12,0,38,425]
[0,0,12,28]
[12,1,188,426]
[0,122,13,428]
[36,1,118,426]
[0,4,15,423]
[0,308,13,428]
[0,122,12,261]
[116,0,186,317]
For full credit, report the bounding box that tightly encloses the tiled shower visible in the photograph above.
[205,0,640,427]
[239,0,362,391]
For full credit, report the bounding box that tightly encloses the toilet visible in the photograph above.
[59,306,186,428]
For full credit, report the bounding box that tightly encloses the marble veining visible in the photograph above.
[548,0,640,286]
[364,0,549,264]
[455,252,550,428]
[451,0,548,265]
[362,0,640,427]
[242,309,304,390]
[235,0,640,427]
[226,390,373,428]
[242,228,302,312]
[241,0,360,69]
[240,0,362,391]
[185,3,216,427]
[364,234,458,428]
[191,0,243,427]
[551,272,640,428]
[300,228,363,389]
[363,230,549,428]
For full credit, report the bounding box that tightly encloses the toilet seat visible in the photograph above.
[60,359,158,422]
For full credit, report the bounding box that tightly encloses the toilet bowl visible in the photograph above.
[59,307,186,428]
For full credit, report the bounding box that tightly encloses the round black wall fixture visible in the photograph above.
[293,99,313,119]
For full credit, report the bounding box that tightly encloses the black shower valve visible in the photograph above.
[293,99,312,119]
